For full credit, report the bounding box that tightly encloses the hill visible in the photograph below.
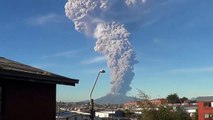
[94,94,137,104]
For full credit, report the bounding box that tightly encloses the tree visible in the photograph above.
[140,106,173,120]
[192,109,198,120]
[124,109,134,117]
[136,90,191,120]
[136,89,153,108]
[180,97,189,103]
[140,106,191,120]
[166,93,180,104]
[173,107,191,120]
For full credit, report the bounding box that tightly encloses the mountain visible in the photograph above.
[94,94,138,104]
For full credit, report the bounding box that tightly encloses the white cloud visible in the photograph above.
[81,56,106,64]
[142,16,162,27]
[27,13,63,25]
[42,50,79,59]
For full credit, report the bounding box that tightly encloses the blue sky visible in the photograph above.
[1,0,213,102]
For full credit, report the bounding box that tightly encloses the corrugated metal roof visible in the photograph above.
[197,96,213,102]
[0,57,56,76]
[0,57,79,86]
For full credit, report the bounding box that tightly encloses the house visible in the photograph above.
[183,105,197,117]
[95,111,115,118]
[124,101,143,108]
[95,110,130,120]
[56,111,90,120]
[197,96,213,120]
[124,98,167,109]
[0,57,79,120]
[149,98,167,106]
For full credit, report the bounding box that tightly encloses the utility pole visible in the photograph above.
[89,70,105,120]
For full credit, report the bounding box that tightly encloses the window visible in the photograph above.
[204,114,213,119]
[205,114,209,118]
[204,102,212,107]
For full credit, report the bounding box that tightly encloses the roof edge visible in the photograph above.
[0,69,79,86]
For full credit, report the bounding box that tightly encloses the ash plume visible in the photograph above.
[65,0,142,95]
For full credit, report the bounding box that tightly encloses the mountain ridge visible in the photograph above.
[81,94,139,104]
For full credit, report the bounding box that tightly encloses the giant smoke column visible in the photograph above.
[65,0,143,96]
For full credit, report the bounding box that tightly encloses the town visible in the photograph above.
[56,95,213,120]
[1,55,213,120]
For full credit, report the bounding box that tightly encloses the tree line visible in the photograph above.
[126,90,198,120]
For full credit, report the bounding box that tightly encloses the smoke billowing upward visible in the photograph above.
[65,0,143,95]
[94,22,137,95]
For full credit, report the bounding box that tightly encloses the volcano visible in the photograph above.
[94,94,137,104]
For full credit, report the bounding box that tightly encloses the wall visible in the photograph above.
[198,101,213,120]
[1,80,56,120]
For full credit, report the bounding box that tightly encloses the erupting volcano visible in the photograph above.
[64,0,147,98]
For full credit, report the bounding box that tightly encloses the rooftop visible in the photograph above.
[0,57,79,86]
[197,96,213,102]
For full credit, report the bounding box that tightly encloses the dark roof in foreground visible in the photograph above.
[0,57,79,86]
[197,96,213,102]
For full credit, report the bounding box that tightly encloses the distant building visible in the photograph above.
[95,111,115,118]
[149,98,167,106]
[56,111,91,120]
[124,101,143,108]
[182,105,197,117]
[197,96,213,120]
[95,110,130,120]
[0,57,79,120]
[124,98,167,108]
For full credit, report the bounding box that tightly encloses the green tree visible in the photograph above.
[173,107,191,120]
[140,106,191,120]
[167,93,180,104]
[140,107,172,120]
[124,109,134,117]
[192,109,198,120]
[136,90,191,120]
[180,97,189,103]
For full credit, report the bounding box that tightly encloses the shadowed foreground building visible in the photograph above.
[0,57,79,120]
